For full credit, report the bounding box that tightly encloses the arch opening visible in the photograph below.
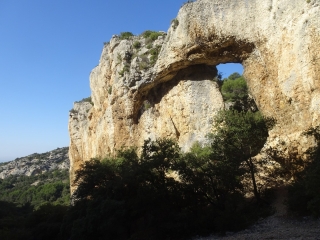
[133,62,259,151]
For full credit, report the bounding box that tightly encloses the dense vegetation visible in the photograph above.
[1,72,320,239]
[286,126,320,217]
[0,169,70,208]
[0,170,70,240]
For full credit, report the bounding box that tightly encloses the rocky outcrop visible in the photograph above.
[0,147,69,179]
[152,0,320,157]
[68,33,223,188]
[69,0,320,190]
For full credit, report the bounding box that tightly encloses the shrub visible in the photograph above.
[119,32,134,40]
[139,61,149,70]
[143,100,151,110]
[69,109,77,114]
[149,45,161,65]
[221,76,248,102]
[117,53,122,63]
[108,86,112,95]
[138,55,149,70]
[171,19,179,30]
[141,30,152,38]
[287,126,320,217]
[118,65,130,77]
[149,32,162,41]
[76,96,93,104]
[133,41,141,49]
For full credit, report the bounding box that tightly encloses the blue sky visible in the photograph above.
[0,0,242,162]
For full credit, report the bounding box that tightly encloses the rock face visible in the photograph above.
[0,147,69,179]
[69,0,320,190]
[152,0,320,156]
[68,33,223,188]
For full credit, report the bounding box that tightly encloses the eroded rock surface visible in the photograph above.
[152,0,320,157]
[68,33,223,188]
[69,0,320,191]
[0,147,69,179]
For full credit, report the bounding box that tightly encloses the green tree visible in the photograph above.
[287,126,320,217]
[221,76,248,102]
[119,32,134,40]
[64,139,189,240]
[228,72,241,80]
[209,110,275,202]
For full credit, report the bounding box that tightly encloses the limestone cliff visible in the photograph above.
[68,32,223,188]
[69,0,320,190]
[152,0,320,157]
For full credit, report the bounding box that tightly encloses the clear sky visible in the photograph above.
[0,0,243,162]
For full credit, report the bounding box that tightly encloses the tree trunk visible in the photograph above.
[246,157,260,202]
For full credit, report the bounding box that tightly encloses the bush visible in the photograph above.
[287,126,320,217]
[171,19,179,30]
[119,32,134,40]
[118,65,130,77]
[141,30,162,40]
[69,109,77,114]
[221,76,248,102]
[149,45,161,65]
[62,135,274,239]
[149,32,162,41]
[133,41,141,49]
[75,97,93,105]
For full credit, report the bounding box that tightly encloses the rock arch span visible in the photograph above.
[69,0,320,191]
[140,0,320,155]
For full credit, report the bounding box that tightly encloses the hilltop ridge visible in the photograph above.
[0,147,69,179]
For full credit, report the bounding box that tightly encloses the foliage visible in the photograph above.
[0,201,68,240]
[118,65,130,77]
[0,169,70,208]
[208,110,275,201]
[0,170,70,240]
[108,85,112,95]
[69,109,77,114]
[61,135,274,239]
[142,100,151,110]
[141,30,163,41]
[133,40,141,49]
[221,75,248,102]
[63,139,189,239]
[75,96,93,105]
[228,72,242,80]
[212,71,223,85]
[287,126,320,217]
[149,45,161,65]
[139,61,149,70]
[171,18,179,30]
[119,32,134,40]
[117,53,122,63]
[220,72,258,112]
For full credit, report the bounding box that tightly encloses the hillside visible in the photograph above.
[0,147,70,207]
[0,147,69,179]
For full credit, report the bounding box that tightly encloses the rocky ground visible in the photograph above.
[0,147,69,179]
[194,215,320,240]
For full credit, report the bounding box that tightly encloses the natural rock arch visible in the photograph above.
[69,0,320,192]
[138,0,320,155]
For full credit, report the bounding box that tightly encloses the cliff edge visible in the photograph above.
[69,0,320,191]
